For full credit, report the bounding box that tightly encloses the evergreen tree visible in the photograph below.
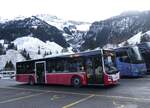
[38,46,41,55]
[4,61,15,71]
[3,50,6,55]
[4,61,9,70]
[20,48,30,60]
[55,50,58,54]
[8,61,15,70]
[140,34,150,43]
[61,48,68,53]
[49,51,52,55]
[43,51,48,57]
[26,53,31,60]
[14,45,17,50]
[21,48,27,57]
[7,43,16,50]
[72,48,78,53]
[123,41,130,46]
[0,43,5,55]
[0,43,3,55]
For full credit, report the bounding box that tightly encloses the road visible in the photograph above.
[0,76,150,108]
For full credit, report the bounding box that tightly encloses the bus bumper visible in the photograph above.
[104,73,120,86]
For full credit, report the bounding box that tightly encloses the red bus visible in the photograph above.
[16,49,120,87]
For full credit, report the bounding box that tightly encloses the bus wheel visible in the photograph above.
[71,76,82,88]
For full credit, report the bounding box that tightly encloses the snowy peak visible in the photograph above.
[35,14,91,51]
[0,14,91,31]
[36,14,91,31]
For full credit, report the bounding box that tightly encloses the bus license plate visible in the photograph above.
[112,73,119,81]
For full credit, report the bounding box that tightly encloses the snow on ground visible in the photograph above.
[119,31,150,47]
[12,36,74,60]
[126,32,142,44]
[0,50,25,70]
[76,24,90,31]
[119,32,142,46]
[13,36,64,55]
[103,44,118,49]
[104,31,150,49]
[45,41,63,53]
[145,31,150,35]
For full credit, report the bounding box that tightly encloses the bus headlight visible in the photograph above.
[108,76,113,81]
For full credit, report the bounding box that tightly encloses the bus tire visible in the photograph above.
[29,76,34,85]
[71,76,82,88]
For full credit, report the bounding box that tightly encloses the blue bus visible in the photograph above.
[137,42,150,74]
[115,46,147,77]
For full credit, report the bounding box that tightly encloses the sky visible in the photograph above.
[0,0,150,22]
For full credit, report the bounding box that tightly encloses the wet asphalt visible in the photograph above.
[0,76,150,108]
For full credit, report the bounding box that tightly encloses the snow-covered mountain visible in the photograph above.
[36,14,90,31]
[81,11,150,50]
[0,14,91,70]
[102,30,150,49]
[36,14,91,50]
[119,31,150,46]
[0,14,91,51]
[0,16,69,48]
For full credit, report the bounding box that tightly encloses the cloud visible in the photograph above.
[0,0,150,22]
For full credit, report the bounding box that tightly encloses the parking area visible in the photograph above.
[0,76,150,108]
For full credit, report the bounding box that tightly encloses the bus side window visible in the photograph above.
[26,62,34,74]
[47,60,56,73]
[66,58,84,72]
[119,56,131,63]
[77,59,85,72]
[17,63,26,74]
[116,51,131,63]
[55,60,65,73]
[68,60,78,72]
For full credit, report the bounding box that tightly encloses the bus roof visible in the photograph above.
[17,49,113,63]
[114,45,137,51]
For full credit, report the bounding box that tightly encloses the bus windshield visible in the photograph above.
[128,46,144,63]
[103,50,118,74]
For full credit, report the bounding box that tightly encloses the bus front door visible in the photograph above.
[35,61,46,84]
[86,56,103,85]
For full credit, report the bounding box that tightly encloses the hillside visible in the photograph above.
[0,36,73,70]
[81,11,150,50]
[0,16,69,48]
[0,15,91,51]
